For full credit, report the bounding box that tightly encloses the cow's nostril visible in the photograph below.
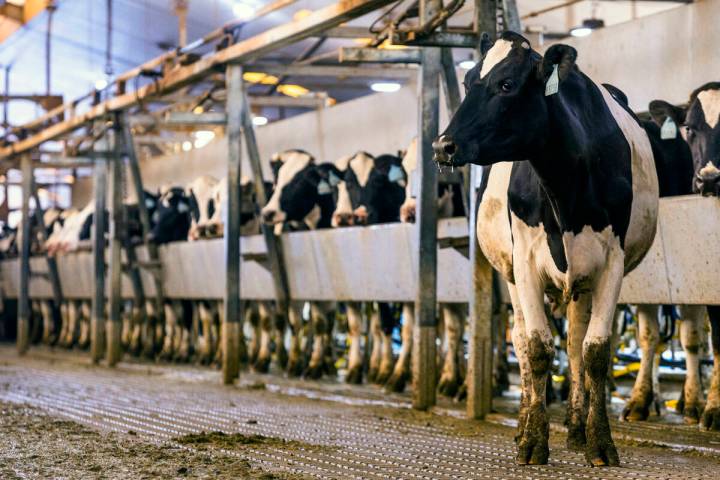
[443,142,456,156]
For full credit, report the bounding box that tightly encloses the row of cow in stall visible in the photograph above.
[1,37,720,466]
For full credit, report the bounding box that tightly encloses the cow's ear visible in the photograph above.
[479,32,493,56]
[538,44,577,85]
[649,100,686,128]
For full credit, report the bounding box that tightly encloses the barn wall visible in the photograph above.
[560,0,719,111]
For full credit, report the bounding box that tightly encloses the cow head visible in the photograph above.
[332,152,406,227]
[433,31,574,167]
[150,186,192,244]
[187,175,220,240]
[652,83,720,196]
[261,150,337,230]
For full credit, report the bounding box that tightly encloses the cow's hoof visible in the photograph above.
[374,367,392,385]
[438,374,461,398]
[700,407,720,431]
[253,356,271,374]
[566,422,586,452]
[682,402,703,425]
[585,427,619,467]
[515,404,549,465]
[367,367,378,383]
[346,366,363,385]
[287,358,304,378]
[621,397,651,422]
[304,363,323,380]
[454,383,467,402]
[385,370,408,393]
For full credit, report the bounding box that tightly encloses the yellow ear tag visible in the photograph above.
[545,64,559,96]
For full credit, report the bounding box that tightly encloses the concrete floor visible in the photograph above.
[1,345,719,479]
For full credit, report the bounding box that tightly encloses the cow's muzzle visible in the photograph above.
[696,172,720,197]
[432,135,457,166]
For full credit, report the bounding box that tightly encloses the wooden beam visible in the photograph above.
[0,0,396,160]
[245,63,417,78]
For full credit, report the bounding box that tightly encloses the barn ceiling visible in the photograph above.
[0,0,686,128]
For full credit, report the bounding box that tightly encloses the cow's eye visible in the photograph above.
[685,126,696,141]
[500,79,514,93]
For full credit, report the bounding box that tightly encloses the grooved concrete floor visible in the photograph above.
[1,346,719,479]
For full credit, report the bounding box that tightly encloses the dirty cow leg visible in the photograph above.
[582,260,623,467]
[375,302,396,385]
[622,304,660,421]
[345,302,364,384]
[305,302,333,380]
[439,303,465,397]
[701,306,720,431]
[566,293,591,451]
[160,302,177,360]
[197,302,214,365]
[245,302,261,366]
[286,301,305,377]
[41,301,55,345]
[676,305,705,424]
[386,303,414,392]
[507,284,532,451]
[254,302,274,373]
[367,307,383,383]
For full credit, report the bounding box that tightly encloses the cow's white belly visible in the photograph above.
[476,162,514,282]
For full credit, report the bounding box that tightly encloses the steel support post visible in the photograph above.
[122,113,165,324]
[17,154,32,354]
[412,34,441,409]
[106,124,124,366]
[90,144,108,364]
[466,0,498,419]
[31,189,63,308]
[222,63,243,384]
[239,72,290,317]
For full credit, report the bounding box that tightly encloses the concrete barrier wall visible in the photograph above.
[3,196,720,304]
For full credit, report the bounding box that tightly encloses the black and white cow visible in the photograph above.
[648,83,720,431]
[261,150,341,377]
[329,151,407,385]
[433,32,659,466]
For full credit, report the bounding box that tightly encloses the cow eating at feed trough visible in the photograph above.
[649,82,720,431]
[433,32,659,466]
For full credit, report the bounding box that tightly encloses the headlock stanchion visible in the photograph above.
[107,123,124,366]
[17,154,32,354]
[222,63,244,384]
[90,131,108,364]
[412,0,442,411]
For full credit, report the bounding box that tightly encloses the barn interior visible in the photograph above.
[0,1,719,478]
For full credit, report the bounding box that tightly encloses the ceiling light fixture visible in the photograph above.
[570,18,604,38]
[252,116,268,126]
[233,2,255,20]
[95,78,108,90]
[458,60,476,70]
[370,82,401,93]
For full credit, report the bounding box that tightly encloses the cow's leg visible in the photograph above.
[386,302,414,392]
[129,305,143,355]
[674,305,705,424]
[582,261,622,467]
[58,302,69,347]
[367,306,383,383]
[701,307,720,430]
[197,302,213,365]
[176,302,192,362]
[376,302,396,385]
[246,302,261,366]
[77,301,91,349]
[273,307,288,369]
[493,302,511,396]
[507,284,533,453]
[286,302,305,377]
[439,303,465,397]
[345,302,364,384]
[565,293,591,451]
[65,301,79,347]
[255,302,274,373]
[40,301,53,345]
[121,303,131,349]
[160,303,176,360]
[622,304,659,421]
[306,302,331,379]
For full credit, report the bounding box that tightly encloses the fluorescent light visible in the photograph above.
[193,130,215,149]
[458,60,476,70]
[570,27,592,37]
[252,116,268,126]
[233,2,255,20]
[182,141,193,152]
[370,82,401,93]
[95,79,108,90]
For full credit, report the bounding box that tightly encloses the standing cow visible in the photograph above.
[648,82,720,431]
[433,32,659,466]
